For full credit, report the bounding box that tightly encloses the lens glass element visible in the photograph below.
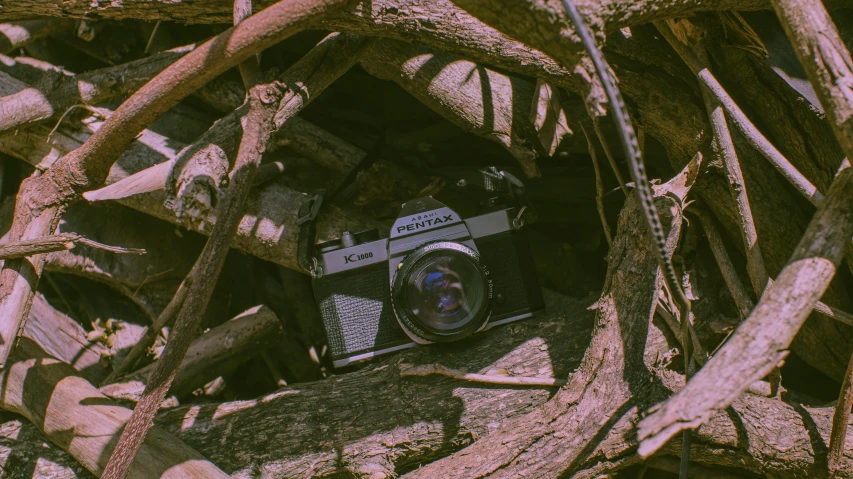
[404,253,486,331]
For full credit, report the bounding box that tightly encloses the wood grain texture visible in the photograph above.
[0,338,229,478]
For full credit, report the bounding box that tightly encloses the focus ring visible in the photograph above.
[391,241,493,343]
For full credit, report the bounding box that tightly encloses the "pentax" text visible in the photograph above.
[396,215,454,234]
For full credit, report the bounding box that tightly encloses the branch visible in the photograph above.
[654,20,825,206]
[0,71,381,273]
[102,305,281,400]
[0,232,145,259]
[0,338,229,478]
[638,163,853,458]
[360,39,557,177]
[104,278,190,382]
[22,292,109,384]
[103,28,369,477]
[0,19,70,54]
[0,0,355,367]
[0,46,194,134]
[768,1,853,472]
[161,33,369,227]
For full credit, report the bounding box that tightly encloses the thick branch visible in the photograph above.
[0,338,229,478]
[0,0,355,367]
[769,1,853,471]
[103,305,281,400]
[0,46,193,134]
[163,33,369,226]
[360,39,555,178]
[772,0,853,161]
[638,164,853,457]
[0,19,70,54]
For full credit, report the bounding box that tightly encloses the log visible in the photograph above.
[4,287,853,478]
[0,87,383,275]
[0,338,229,478]
[0,19,70,54]
[22,292,109,384]
[360,39,555,178]
[104,305,282,400]
[0,46,194,134]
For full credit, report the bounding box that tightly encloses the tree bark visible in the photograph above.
[638,164,853,457]
[0,338,229,478]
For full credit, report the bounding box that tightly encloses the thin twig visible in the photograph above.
[592,117,629,196]
[581,123,612,246]
[104,278,191,383]
[691,209,754,318]
[654,20,824,207]
[655,298,707,365]
[400,363,566,387]
[0,232,144,260]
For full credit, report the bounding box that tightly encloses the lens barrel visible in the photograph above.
[392,241,492,343]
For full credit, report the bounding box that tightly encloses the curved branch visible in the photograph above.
[638,164,853,458]
[0,0,357,367]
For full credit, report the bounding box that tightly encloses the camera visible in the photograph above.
[311,171,545,367]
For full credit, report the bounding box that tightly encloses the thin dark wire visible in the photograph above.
[557,1,694,477]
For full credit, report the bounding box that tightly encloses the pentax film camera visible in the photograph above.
[308,169,545,367]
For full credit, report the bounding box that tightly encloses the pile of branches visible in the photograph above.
[0,0,852,477]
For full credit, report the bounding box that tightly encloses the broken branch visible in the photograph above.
[0,232,145,260]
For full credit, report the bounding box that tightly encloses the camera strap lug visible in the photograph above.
[297,192,324,225]
[470,167,537,227]
[297,190,326,277]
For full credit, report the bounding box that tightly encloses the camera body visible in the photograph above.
[313,194,544,367]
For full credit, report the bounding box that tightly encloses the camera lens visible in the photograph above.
[393,242,492,343]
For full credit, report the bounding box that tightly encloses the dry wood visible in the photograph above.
[22,292,109,384]
[0,0,822,24]
[100,81,285,479]
[772,0,853,161]
[360,39,550,178]
[103,28,369,476]
[768,1,853,472]
[0,232,144,260]
[581,123,613,246]
[103,305,282,400]
[693,209,755,319]
[654,20,824,206]
[0,46,194,134]
[105,279,191,383]
[690,39,770,294]
[3,289,851,478]
[0,338,229,478]
[0,108,380,271]
[0,0,355,368]
[399,363,567,387]
[0,19,70,54]
[638,163,853,458]
[163,33,369,227]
